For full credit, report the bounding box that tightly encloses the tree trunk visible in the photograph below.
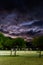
[14,49,16,56]
[39,51,41,57]
[10,49,13,55]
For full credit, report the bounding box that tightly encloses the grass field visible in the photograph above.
[0,56,43,65]
[0,51,43,65]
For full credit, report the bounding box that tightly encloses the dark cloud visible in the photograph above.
[0,0,43,12]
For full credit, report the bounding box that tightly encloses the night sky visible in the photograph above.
[0,0,43,13]
[0,0,43,20]
[0,0,43,35]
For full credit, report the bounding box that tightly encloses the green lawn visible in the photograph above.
[0,56,43,65]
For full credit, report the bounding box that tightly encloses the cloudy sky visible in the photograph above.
[0,0,43,35]
[0,0,43,20]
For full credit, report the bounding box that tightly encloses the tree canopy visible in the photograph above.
[32,36,43,57]
[0,33,26,50]
[32,36,43,50]
[12,37,26,49]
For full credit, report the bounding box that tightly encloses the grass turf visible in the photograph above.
[0,56,43,65]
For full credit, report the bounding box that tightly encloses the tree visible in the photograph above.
[12,37,26,56]
[0,33,5,49]
[0,33,13,50]
[0,33,26,56]
[14,38,26,49]
[3,37,15,55]
[32,36,43,57]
